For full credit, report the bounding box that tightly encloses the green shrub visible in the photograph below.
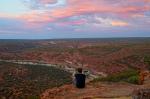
[92,69,139,84]
[144,56,150,70]
[126,75,139,84]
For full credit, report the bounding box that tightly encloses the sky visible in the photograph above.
[0,0,150,39]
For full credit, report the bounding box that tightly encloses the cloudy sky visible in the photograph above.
[0,0,150,39]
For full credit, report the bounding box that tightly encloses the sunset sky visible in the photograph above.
[0,0,150,39]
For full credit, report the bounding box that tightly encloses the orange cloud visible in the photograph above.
[111,21,129,26]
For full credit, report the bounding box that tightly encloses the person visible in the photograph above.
[73,68,86,88]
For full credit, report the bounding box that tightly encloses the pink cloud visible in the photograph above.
[21,0,150,27]
[21,11,54,23]
[50,1,149,19]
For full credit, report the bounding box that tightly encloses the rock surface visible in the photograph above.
[41,80,150,99]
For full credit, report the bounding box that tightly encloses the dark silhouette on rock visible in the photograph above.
[74,68,86,88]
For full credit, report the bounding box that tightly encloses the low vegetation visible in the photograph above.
[0,62,72,99]
[144,56,150,70]
[0,38,150,98]
[93,69,139,84]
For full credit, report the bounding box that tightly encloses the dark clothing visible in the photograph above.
[75,73,86,88]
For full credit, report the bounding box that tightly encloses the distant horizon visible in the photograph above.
[0,36,150,40]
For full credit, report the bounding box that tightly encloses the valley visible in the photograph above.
[0,38,150,98]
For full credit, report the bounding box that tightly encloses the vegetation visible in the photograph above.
[93,69,139,84]
[0,38,150,98]
[0,62,72,99]
[144,56,150,70]
[78,45,124,57]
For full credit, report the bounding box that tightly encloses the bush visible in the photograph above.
[144,56,150,70]
[92,69,139,84]
[126,75,139,84]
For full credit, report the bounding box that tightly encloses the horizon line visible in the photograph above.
[0,37,150,40]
